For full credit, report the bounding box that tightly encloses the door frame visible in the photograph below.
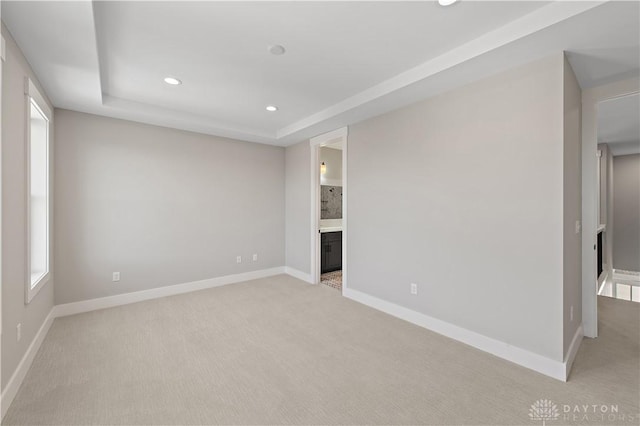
[581,77,639,338]
[309,127,348,292]
[1,30,5,394]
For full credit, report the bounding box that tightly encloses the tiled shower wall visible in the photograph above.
[321,185,342,219]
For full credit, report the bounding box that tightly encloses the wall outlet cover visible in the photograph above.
[570,305,574,321]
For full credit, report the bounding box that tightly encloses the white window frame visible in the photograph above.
[25,78,52,304]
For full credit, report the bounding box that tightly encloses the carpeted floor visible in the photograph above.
[3,274,639,425]
[320,270,342,291]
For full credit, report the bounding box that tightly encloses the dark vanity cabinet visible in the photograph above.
[321,231,342,273]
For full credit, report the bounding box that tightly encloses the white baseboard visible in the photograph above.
[54,267,286,318]
[613,269,640,282]
[564,325,583,380]
[1,309,56,419]
[343,287,570,381]
[2,267,581,421]
[2,267,287,420]
[284,267,314,284]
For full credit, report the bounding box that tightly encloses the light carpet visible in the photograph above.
[3,274,639,425]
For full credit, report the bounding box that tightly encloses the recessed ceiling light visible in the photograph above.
[438,0,458,5]
[266,105,278,112]
[164,77,182,85]
[268,45,286,56]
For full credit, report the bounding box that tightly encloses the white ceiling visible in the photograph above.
[2,1,639,146]
[598,93,640,156]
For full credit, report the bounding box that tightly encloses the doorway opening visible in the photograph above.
[309,128,347,293]
[319,144,343,291]
[582,81,639,338]
[595,93,640,303]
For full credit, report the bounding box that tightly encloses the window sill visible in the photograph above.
[26,272,50,304]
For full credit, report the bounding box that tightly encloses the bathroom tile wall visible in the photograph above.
[321,185,342,219]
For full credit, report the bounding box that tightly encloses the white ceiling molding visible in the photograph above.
[2,1,103,111]
[92,0,108,105]
[278,1,605,140]
[309,127,348,147]
[2,1,638,147]
[102,94,276,143]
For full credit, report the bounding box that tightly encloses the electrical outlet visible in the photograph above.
[112,272,120,282]
[252,254,258,262]
[570,305,574,321]
[410,283,418,295]
[236,256,242,264]
[16,323,21,342]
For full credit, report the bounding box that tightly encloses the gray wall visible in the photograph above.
[284,54,571,361]
[599,144,610,224]
[347,54,565,361]
[1,25,55,389]
[320,147,342,186]
[284,141,310,274]
[613,154,640,272]
[562,56,582,357]
[597,143,614,271]
[54,110,285,304]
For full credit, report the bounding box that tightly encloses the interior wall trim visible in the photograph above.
[343,286,574,382]
[53,267,286,318]
[284,267,313,284]
[1,266,286,420]
[1,310,55,420]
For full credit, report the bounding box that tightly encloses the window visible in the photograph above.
[26,79,52,303]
